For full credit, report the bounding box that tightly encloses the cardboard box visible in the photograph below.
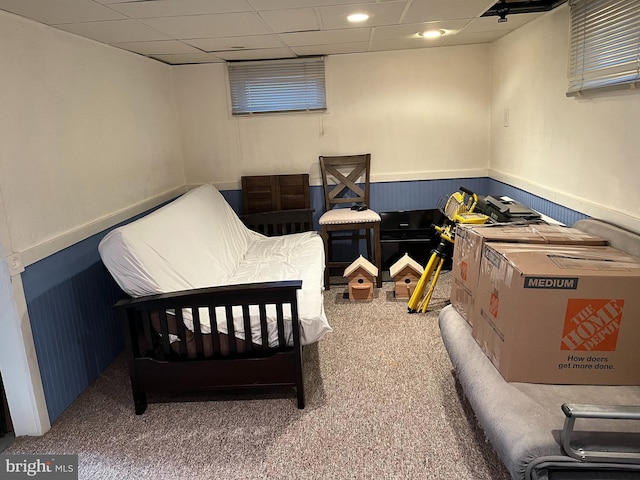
[450,224,608,324]
[472,243,640,385]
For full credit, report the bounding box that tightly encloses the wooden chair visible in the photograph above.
[240,173,314,236]
[319,154,382,290]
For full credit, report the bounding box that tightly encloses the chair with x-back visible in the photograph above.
[319,154,382,290]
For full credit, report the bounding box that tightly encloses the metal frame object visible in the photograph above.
[407,187,488,313]
[561,403,640,464]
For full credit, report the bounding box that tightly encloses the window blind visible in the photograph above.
[567,0,640,96]
[228,57,326,115]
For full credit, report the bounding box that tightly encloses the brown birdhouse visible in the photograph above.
[389,253,424,299]
[344,255,378,301]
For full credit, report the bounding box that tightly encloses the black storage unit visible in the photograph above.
[380,209,452,280]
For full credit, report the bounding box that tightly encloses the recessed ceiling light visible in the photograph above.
[419,29,445,39]
[347,13,369,23]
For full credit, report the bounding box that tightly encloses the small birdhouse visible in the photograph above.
[344,255,378,301]
[389,253,424,299]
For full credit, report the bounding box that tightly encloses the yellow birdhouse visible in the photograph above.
[344,255,378,301]
[389,253,424,299]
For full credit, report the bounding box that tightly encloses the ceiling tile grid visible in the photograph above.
[0,0,563,64]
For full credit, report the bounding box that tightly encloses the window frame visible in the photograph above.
[227,57,327,116]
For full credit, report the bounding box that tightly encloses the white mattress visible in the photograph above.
[99,184,332,346]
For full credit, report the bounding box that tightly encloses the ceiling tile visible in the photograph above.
[279,27,370,47]
[402,0,496,23]
[56,19,171,43]
[213,47,295,61]
[113,40,203,55]
[248,0,363,10]
[373,20,469,41]
[370,35,446,51]
[318,1,406,30]
[443,30,508,47]
[258,8,319,34]
[140,12,270,39]
[0,0,126,25]
[291,41,370,56]
[149,52,225,64]
[108,0,252,19]
[0,0,554,65]
[369,39,444,52]
[185,35,285,52]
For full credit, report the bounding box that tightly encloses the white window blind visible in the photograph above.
[567,0,640,96]
[228,57,326,115]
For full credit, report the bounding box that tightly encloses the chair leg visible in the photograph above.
[374,223,382,288]
[321,226,330,290]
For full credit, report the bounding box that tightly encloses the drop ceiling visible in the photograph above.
[0,0,564,65]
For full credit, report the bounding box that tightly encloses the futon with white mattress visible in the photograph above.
[99,184,331,414]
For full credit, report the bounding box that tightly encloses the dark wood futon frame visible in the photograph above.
[116,280,304,415]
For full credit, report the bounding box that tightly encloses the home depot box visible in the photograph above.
[450,224,607,324]
[472,243,640,385]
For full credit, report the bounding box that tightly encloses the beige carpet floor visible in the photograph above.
[4,272,511,479]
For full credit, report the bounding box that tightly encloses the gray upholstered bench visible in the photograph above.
[439,219,640,480]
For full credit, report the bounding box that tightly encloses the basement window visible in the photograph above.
[567,0,640,96]
[227,57,327,115]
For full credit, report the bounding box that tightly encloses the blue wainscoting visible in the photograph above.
[21,233,126,422]
[20,201,176,423]
[19,177,588,424]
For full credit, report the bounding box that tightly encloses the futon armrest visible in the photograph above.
[240,208,314,236]
[561,403,640,464]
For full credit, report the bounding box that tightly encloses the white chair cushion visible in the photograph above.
[319,208,381,225]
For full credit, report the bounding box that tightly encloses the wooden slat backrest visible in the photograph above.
[319,154,371,211]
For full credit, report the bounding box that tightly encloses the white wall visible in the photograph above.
[173,45,492,189]
[0,10,186,435]
[0,10,187,267]
[490,4,640,233]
